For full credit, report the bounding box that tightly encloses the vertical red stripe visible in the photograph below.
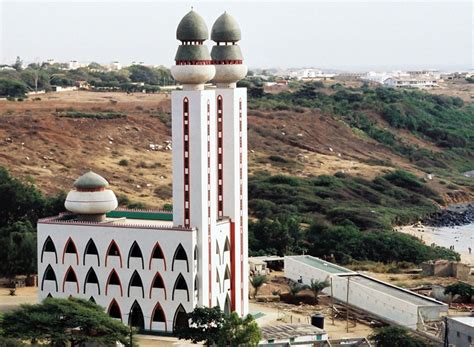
[239,99,244,314]
[217,95,224,219]
[230,221,236,311]
[207,100,212,307]
[183,98,190,228]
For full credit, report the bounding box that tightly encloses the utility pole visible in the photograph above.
[330,276,335,326]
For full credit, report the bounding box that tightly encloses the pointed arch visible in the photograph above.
[105,269,123,296]
[84,267,100,294]
[149,241,166,270]
[108,298,122,321]
[149,271,167,299]
[224,294,231,316]
[172,273,189,301]
[128,270,144,298]
[173,304,188,331]
[41,236,58,263]
[105,240,123,268]
[41,264,58,291]
[89,296,96,303]
[224,264,231,281]
[172,243,189,272]
[83,238,100,266]
[62,266,79,293]
[127,241,144,269]
[224,236,230,252]
[150,301,167,331]
[216,268,221,293]
[46,293,53,298]
[62,237,79,265]
[128,300,145,331]
[216,240,221,265]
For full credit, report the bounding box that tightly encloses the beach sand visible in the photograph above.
[397,223,474,265]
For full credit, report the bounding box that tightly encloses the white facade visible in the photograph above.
[446,316,474,347]
[383,77,438,89]
[37,9,249,334]
[285,256,448,330]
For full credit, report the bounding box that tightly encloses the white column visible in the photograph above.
[216,87,248,316]
[172,89,216,308]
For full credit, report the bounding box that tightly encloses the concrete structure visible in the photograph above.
[38,9,248,334]
[446,316,474,347]
[259,324,328,346]
[421,260,471,281]
[383,77,438,89]
[285,256,448,330]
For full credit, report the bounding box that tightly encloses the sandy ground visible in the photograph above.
[0,286,38,312]
[397,224,474,265]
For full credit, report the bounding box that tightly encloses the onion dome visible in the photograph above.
[176,10,209,41]
[211,12,241,42]
[65,171,118,222]
[171,9,215,89]
[210,12,247,88]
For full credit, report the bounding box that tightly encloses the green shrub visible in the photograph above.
[118,159,129,167]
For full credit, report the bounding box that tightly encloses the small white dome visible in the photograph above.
[65,190,118,216]
[171,65,216,89]
[212,64,248,88]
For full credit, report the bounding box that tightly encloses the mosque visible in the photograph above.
[37,9,248,333]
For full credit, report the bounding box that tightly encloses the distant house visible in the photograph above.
[446,316,474,347]
[259,324,328,346]
[51,85,77,92]
[383,77,438,89]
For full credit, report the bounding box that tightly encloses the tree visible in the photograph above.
[0,297,130,346]
[250,275,267,298]
[175,306,261,347]
[444,282,474,303]
[288,281,306,297]
[370,326,433,347]
[0,78,28,98]
[308,279,330,303]
[13,56,23,71]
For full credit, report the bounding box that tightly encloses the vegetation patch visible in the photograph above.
[57,110,126,120]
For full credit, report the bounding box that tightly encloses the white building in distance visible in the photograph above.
[37,9,249,333]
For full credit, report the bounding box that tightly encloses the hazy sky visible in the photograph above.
[1,1,472,71]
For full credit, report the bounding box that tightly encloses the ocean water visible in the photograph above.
[427,223,474,265]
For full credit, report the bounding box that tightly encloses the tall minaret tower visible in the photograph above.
[210,12,248,316]
[171,10,216,308]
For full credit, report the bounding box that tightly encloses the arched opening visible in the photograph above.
[83,238,100,266]
[193,245,198,270]
[149,242,166,270]
[62,237,79,265]
[216,269,221,293]
[173,304,189,331]
[151,302,167,331]
[128,270,144,298]
[41,265,58,291]
[172,273,189,301]
[46,293,53,298]
[224,294,231,316]
[63,266,79,293]
[105,240,122,267]
[127,241,144,269]
[224,236,230,252]
[128,300,145,331]
[41,236,58,263]
[150,272,166,299]
[172,243,189,272]
[84,267,100,294]
[108,299,122,321]
[224,265,231,281]
[106,269,123,296]
[216,240,221,265]
[89,296,96,303]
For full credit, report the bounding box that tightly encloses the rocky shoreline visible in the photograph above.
[423,203,474,228]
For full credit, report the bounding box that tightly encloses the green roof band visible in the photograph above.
[106,210,173,221]
[211,45,243,61]
[176,10,209,41]
[211,12,241,42]
[175,45,212,62]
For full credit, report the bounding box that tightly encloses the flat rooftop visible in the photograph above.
[287,255,354,274]
[448,316,474,327]
[347,274,445,306]
[260,324,325,340]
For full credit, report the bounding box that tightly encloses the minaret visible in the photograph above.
[171,10,216,308]
[210,12,249,316]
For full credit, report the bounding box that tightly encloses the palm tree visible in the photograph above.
[288,282,307,298]
[250,275,267,298]
[308,279,330,304]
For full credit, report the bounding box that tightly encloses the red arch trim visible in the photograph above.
[105,240,123,268]
[105,269,123,296]
[62,237,79,265]
[150,301,167,332]
[62,266,79,293]
[149,271,167,300]
[107,298,123,322]
[149,242,167,271]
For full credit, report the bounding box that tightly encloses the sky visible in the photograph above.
[0,1,472,71]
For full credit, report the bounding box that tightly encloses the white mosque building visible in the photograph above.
[37,10,249,333]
